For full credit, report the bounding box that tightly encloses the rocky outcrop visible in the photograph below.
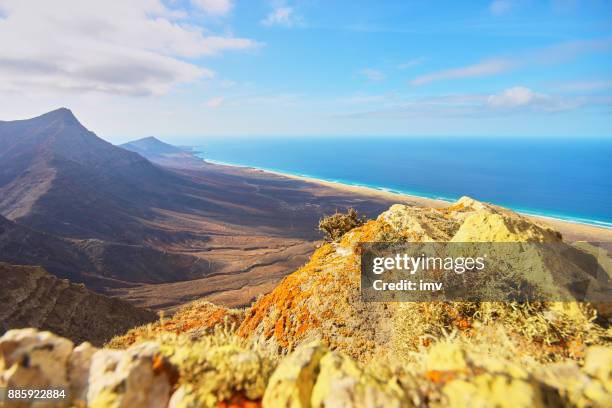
[263,341,407,407]
[2,329,610,408]
[237,197,607,361]
[0,263,157,345]
[0,329,177,408]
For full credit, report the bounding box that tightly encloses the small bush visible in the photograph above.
[318,208,366,242]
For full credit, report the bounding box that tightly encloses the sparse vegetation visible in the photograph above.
[3,198,611,407]
[318,207,367,242]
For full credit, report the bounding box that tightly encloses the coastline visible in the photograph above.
[203,158,612,242]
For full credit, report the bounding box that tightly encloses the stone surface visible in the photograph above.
[263,342,407,408]
[87,342,174,408]
[0,329,74,391]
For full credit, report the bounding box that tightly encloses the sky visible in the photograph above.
[0,0,611,143]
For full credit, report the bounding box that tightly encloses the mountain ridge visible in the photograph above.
[0,262,156,345]
[120,135,205,168]
[0,108,398,309]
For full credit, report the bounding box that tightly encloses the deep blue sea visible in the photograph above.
[193,137,612,228]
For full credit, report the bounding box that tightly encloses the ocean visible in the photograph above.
[193,137,612,228]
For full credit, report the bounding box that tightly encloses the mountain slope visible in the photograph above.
[0,108,186,242]
[0,263,157,345]
[0,214,214,289]
[121,136,205,168]
[0,108,402,308]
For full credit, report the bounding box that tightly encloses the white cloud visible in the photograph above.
[360,68,385,81]
[397,58,426,70]
[410,59,514,86]
[262,6,299,27]
[487,86,579,112]
[487,86,543,108]
[489,0,514,16]
[204,96,224,107]
[0,0,259,96]
[339,86,586,119]
[191,0,233,16]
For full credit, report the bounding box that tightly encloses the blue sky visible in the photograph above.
[0,0,611,141]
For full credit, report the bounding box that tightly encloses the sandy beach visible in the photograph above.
[241,165,612,243]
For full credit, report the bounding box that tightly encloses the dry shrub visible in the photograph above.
[318,208,367,242]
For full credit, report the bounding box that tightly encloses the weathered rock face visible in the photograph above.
[237,197,605,361]
[0,263,157,346]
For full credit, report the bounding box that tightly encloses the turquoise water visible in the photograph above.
[193,137,612,228]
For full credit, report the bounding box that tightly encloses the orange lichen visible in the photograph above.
[237,244,336,349]
[426,370,459,384]
[107,300,244,348]
[217,395,262,408]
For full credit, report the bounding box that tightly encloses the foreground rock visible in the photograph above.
[1,329,610,407]
[0,329,177,408]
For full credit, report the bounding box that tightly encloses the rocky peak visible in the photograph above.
[237,197,603,361]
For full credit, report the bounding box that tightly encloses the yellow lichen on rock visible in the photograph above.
[239,197,607,366]
[107,300,244,349]
[442,374,546,408]
[262,341,326,407]
[263,341,407,408]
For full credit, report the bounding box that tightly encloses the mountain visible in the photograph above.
[121,136,205,169]
[0,263,156,345]
[0,108,186,243]
[2,199,610,408]
[0,108,398,308]
[122,136,186,156]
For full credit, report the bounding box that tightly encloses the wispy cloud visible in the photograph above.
[397,57,426,70]
[410,59,514,86]
[204,96,224,107]
[410,37,612,86]
[337,86,598,119]
[487,86,576,111]
[360,68,385,81]
[261,3,301,27]
[558,80,612,92]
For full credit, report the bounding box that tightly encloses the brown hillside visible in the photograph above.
[0,263,156,346]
